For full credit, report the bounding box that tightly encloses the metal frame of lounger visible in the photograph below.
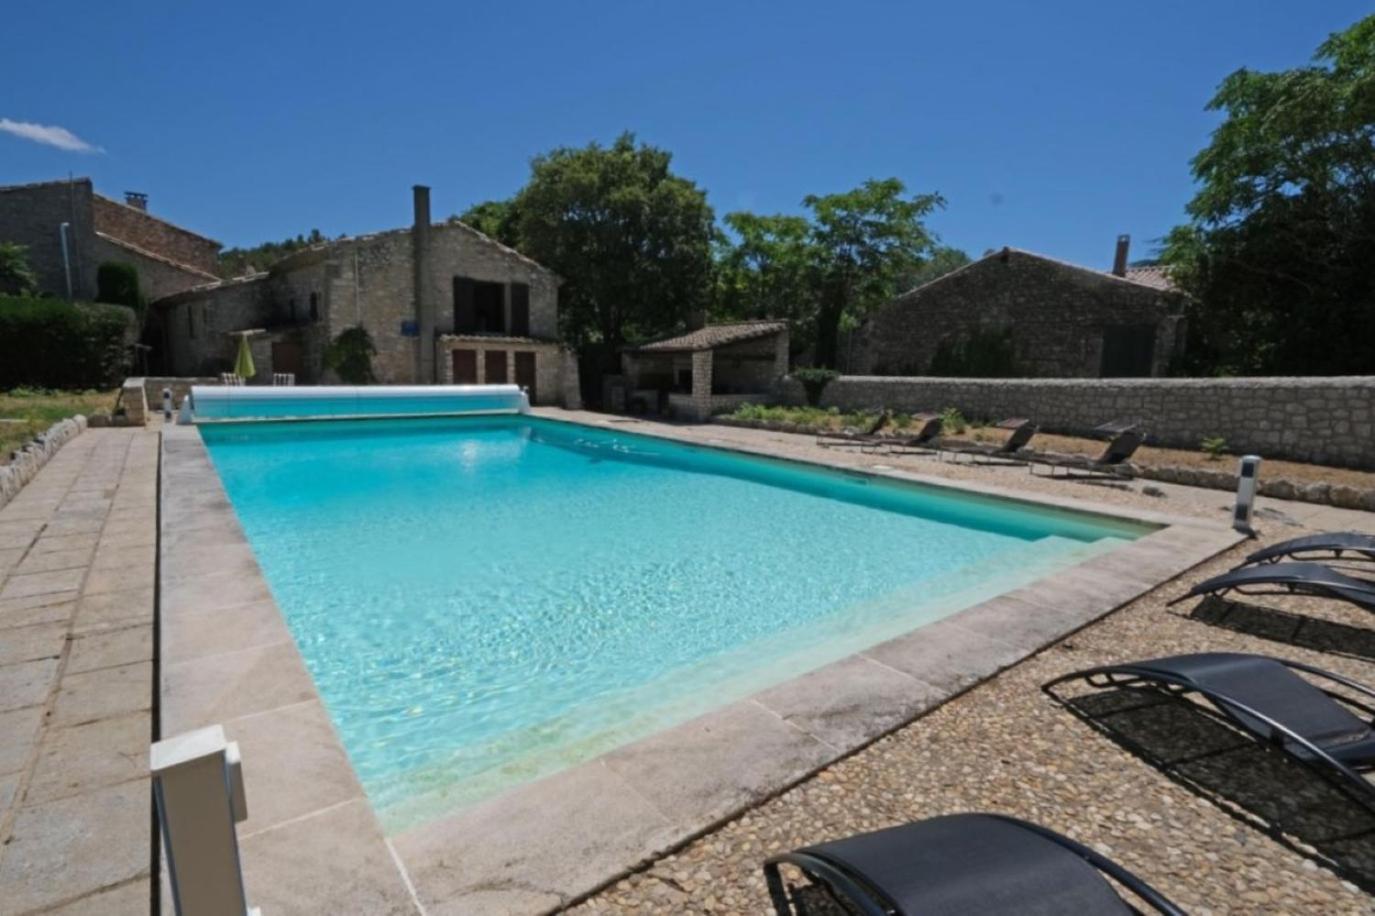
[1165,562,1375,613]
[1027,429,1144,481]
[871,414,943,456]
[1245,532,1375,568]
[937,418,1038,466]
[763,812,1185,916]
[1044,656,1375,808]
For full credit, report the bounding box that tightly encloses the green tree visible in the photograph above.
[712,211,816,350]
[455,199,521,247]
[0,242,38,296]
[97,262,142,315]
[509,133,716,368]
[217,229,328,278]
[1162,14,1375,374]
[897,245,971,292]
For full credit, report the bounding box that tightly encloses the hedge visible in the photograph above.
[0,297,137,389]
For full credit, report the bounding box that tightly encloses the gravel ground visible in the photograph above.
[562,421,1375,915]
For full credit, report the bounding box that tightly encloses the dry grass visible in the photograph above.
[0,388,116,462]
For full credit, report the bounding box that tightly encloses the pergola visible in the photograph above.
[622,321,789,420]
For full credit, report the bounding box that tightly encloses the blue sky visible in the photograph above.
[3,1,1367,269]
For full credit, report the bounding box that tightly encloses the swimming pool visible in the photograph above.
[199,415,1149,829]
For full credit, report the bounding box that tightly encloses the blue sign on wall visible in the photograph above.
[400,320,419,337]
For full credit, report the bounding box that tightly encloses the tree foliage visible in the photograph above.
[714,179,947,367]
[217,229,330,278]
[0,242,38,296]
[1162,14,1375,374]
[462,134,715,376]
[97,262,143,317]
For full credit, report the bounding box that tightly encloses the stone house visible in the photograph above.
[621,321,789,420]
[0,177,220,301]
[149,186,580,406]
[851,238,1185,378]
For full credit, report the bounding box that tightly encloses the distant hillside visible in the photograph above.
[216,229,333,278]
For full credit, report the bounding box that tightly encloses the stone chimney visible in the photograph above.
[124,191,148,211]
[1112,234,1130,277]
[413,185,434,382]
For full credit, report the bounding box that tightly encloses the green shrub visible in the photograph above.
[96,262,143,316]
[939,406,968,434]
[0,297,136,388]
[793,367,839,406]
[0,243,38,295]
[325,325,378,384]
[1200,435,1228,460]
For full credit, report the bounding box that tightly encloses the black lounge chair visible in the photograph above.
[1245,532,1375,568]
[937,417,1037,465]
[1166,561,1375,613]
[764,812,1185,916]
[1045,652,1375,801]
[873,413,943,455]
[1027,428,1144,480]
[817,410,891,448]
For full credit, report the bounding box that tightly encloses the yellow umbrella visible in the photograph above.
[233,333,256,380]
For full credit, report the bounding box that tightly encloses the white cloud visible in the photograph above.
[0,118,103,154]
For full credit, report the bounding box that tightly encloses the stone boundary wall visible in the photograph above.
[0,415,87,509]
[776,375,1375,469]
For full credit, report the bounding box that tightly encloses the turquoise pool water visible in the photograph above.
[200,416,1148,829]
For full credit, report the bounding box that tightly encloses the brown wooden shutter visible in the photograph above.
[453,277,476,333]
[485,349,509,383]
[509,283,530,336]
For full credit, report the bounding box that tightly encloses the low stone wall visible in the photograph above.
[0,415,87,509]
[777,376,1375,469]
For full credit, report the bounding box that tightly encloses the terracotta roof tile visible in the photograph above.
[633,321,787,353]
[1123,264,1177,291]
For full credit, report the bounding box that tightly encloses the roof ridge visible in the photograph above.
[92,193,222,247]
[94,232,219,280]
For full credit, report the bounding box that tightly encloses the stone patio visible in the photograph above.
[0,427,157,915]
[3,414,1374,914]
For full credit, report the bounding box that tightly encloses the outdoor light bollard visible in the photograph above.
[151,725,261,916]
[1234,454,1262,535]
[163,387,173,421]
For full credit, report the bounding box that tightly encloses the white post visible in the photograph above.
[151,725,259,916]
[1234,454,1262,535]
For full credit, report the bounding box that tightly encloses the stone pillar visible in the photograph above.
[413,185,434,384]
[691,350,713,421]
[773,329,790,379]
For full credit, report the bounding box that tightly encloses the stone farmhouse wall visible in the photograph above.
[852,249,1184,378]
[777,375,1375,469]
[91,194,220,274]
[0,179,217,302]
[0,179,99,299]
[90,235,214,302]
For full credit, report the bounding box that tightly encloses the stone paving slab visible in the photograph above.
[0,427,157,915]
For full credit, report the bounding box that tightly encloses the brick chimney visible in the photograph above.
[413,185,435,381]
[1112,234,1130,277]
[124,191,148,211]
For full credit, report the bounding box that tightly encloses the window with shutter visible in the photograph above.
[453,277,476,333]
[510,283,530,336]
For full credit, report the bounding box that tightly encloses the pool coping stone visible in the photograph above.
[158,414,1244,915]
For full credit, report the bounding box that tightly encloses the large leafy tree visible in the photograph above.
[1163,14,1375,375]
[465,133,715,372]
[716,179,944,367]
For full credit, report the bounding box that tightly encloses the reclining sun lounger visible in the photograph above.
[1044,652,1375,800]
[1166,561,1375,612]
[1027,428,1144,480]
[763,812,1185,916]
[938,417,1037,465]
[873,413,943,455]
[1245,532,1375,567]
[816,410,890,448]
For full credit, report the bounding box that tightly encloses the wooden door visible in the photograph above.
[485,350,508,384]
[452,348,477,384]
[271,341,303,377]
[514,351,537,403]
